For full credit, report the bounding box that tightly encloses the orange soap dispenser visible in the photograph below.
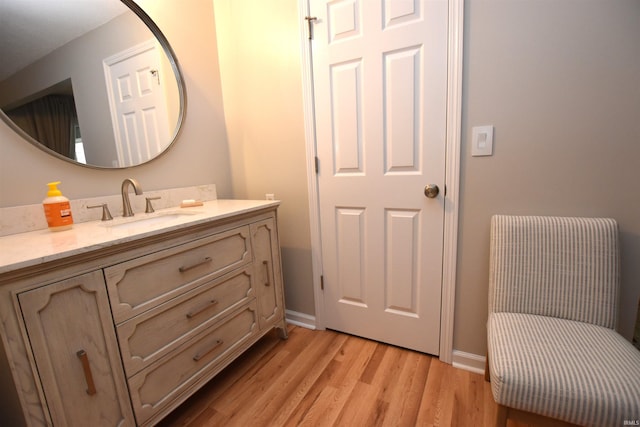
[43,181,74,231]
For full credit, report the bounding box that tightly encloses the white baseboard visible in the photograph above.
[285,310,316,330]
[451,350,486,375]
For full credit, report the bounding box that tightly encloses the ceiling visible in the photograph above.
[0,0,129,80]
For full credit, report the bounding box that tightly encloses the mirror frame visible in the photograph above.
[0,0,186,169]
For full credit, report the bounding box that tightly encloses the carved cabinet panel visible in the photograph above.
[18,270,135,426]
[251,218,286,330]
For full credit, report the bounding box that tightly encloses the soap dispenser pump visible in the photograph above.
[43,181,74,231]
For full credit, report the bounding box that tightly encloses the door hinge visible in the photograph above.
[320,275,324,290]
[315,156,319,174]
[305,16,317,40]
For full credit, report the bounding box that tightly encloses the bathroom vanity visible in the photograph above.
[0,200,287,426]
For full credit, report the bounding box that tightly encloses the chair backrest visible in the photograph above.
[489,215,619,328]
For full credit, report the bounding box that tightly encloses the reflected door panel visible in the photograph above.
[104,41,170,167]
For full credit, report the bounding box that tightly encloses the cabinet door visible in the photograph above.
[18,271,135,427]
[251,218,285,329]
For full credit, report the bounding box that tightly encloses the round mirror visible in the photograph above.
[0,0,185,169]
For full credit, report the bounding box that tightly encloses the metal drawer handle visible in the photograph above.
[76,350,97,396]
[179,256,212,273]
[263,260,271,287]
[186,299,219,319]
[193,339,224,362]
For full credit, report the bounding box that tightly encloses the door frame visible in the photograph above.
[298,0,464,364]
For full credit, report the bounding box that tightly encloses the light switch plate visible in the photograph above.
[471,125,494,156]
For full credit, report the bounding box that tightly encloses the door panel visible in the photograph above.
[335,207,366,305]
[385,208,419,315]
[331,61,363,174]
[311,0,447,355]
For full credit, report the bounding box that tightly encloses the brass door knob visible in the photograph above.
[424,184,439,199]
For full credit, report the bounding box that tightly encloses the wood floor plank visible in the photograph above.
[212,327,312,410]
[483,378,497,427]
[382,350,431,426]
[450,368,479,426]
[188,406,229,427]
[286,385,338,427]
[416,358,454,426]
[307,335,379,426]
[213,327,335,423]
[358,343,387,384]
[364,345,408,425]
[332,380,383,427]
[243,330,348,426]
[157,326,553,427]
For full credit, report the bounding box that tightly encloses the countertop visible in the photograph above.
[0,199,280,275]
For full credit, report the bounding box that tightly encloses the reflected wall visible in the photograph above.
[0,9,179,167]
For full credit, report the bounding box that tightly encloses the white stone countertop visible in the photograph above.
[0,199,280,275]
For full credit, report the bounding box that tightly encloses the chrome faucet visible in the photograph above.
[121,178,143,217]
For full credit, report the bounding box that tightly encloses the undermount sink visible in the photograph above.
[104,210,202,230]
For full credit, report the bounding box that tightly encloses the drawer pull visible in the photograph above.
[193,339,224,362]
[179,256,213,273]
[76,350,97,396]
[263,260,272,287]
[186,299,219,319]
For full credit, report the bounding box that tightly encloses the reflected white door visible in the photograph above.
[104,40,170,167]
[311,0,448,354]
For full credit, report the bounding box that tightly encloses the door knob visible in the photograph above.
[424,184,439,199]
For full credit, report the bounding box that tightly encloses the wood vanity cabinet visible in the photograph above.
[0,206,287,426]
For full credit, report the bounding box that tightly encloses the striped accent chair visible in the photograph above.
[486,215,640,427]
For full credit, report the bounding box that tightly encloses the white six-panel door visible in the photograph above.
[311,0,448,354]
[104,41,170,167]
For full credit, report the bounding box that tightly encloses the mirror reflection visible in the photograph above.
[0,0,184,168]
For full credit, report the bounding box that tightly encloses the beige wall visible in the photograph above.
[214,0,315,315]
[1,0,638,356]
[456,0,640,355]
[0,11,159,166]
[0,0,232,207]
[213,0,640,353]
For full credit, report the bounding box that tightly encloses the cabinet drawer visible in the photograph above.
[128,302,259,425]
[117,266,255,377]
[106,226,251,323]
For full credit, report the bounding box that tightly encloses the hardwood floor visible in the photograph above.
[158,325,523,427]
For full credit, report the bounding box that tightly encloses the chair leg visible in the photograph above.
[485,353,491,382]
[495,404,508,427]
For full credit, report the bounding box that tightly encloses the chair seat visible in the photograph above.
[488,312,640,427]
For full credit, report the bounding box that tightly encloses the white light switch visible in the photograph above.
[471,125,494,156]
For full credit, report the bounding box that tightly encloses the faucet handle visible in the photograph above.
[88,204,113,221]
[145,197,161,214]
